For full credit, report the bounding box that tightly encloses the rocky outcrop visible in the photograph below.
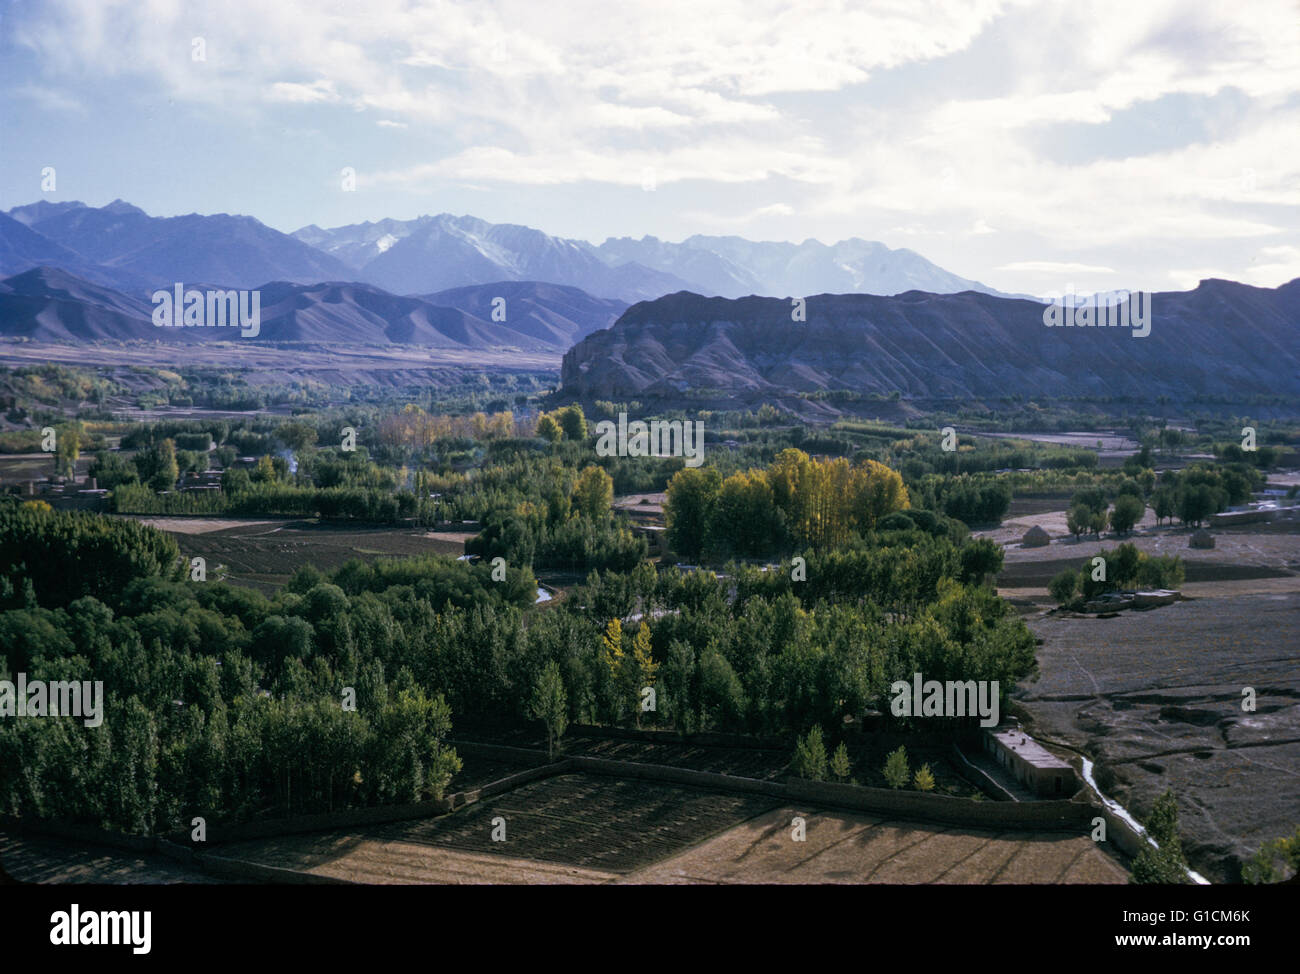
[561,281,1300,405]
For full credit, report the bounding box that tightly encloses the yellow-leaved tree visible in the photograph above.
[630,622,658,727]
[601,618,623,676]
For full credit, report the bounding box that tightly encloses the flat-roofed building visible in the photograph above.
[984,725,1077,798]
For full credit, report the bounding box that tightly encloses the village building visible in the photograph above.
[983,724,1077,797]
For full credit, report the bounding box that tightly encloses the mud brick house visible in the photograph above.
[984,725,1077,797]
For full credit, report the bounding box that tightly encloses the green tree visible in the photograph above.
[1110,494,1144,535]
[791,725,828,781]
[1090,508,1109,537]
[55,422,82,479]
[1048,569,1079,606]
[277,421,318,453]
[1177,484,1217,527]
[529,660,568,759]
[572,465,614,520]
[221,466,251,494]
[883,745,909,789]
[536,412,562,442]
[829,741,852,782]
[1071,487,1108,515]
[913,762,936,792]
[1131,789,1189,884]
[629,621,658,727]
[1151,487,1175,525]
[1113,542,1141,593]
[1066,504,1093,539]
[89,450,139,490]
[141,438,180,491]
[558,405,588,442]
[959,537,1004,585]
[664,466,722,561]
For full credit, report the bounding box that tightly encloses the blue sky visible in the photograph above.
[2,0,1297,294]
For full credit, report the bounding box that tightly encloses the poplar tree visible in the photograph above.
[529,661,568,759]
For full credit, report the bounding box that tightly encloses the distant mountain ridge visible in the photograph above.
[0,267,616,353]
[593,234,1005,299]
[561,281,1300,406]
[295,212,1010,302]
[8,199,352,291]
[0,266,156,342]
[294,213,696,301]
[422,281,627,348]
[5,198,1013,305]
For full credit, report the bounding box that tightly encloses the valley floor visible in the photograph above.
[985,517,1300,882]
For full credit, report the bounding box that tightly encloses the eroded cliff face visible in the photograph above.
[561,281,1300,406]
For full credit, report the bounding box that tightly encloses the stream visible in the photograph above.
[1079,756,1210,885]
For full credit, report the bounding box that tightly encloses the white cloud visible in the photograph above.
[266,80,340,104]
[6,0,1298,290]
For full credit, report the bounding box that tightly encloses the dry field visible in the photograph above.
[0,832,222,884]
[127,517,470,590]
[1022,592,1300,882]
[622,806,1125,884]
[211,773,1125,885]
[223,774,780,876]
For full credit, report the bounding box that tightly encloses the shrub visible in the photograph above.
[883,745,909,789]
[791,725,828,781]
[829,741,852,782]
[913,763,936,792]
[1243,826,1300,884]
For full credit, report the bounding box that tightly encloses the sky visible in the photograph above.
[2,0,1298,295]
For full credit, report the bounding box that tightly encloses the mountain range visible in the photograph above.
[295,214,695,301]
[5,197,1296,411]
[6,199,353,292]
[295,214,1005,301]
[0,267,624,352]
[0,199,1006,304]
[560,281,1300,407]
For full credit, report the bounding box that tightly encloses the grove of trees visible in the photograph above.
[664,449,910,560]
